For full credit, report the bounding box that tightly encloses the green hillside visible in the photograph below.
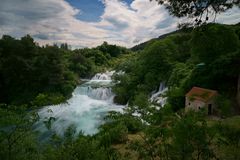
[0,23,240,160]
[114,23,240,113]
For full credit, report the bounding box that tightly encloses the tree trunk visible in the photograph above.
[237,74,240,107]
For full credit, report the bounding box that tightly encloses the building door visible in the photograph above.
[208,104,212,115]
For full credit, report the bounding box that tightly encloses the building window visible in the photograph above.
[189,102,191,105]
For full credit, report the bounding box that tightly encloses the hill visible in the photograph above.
[114,23,240,112]
[131,30,182,51]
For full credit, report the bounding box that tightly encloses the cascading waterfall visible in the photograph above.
[132,82,168,119]
[150,82,168,107]
[34,71,123,138]
[91,71,114,80]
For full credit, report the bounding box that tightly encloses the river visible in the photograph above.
[34,71,124,138]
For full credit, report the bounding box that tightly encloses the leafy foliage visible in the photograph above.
[114,23,240,112]
[152,0,240,25]
[0,22,240,160]
[0,35,77,105]
[0,35,130,105]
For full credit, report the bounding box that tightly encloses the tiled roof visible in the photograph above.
[186,87,218,102]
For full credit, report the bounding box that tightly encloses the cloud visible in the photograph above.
[0,0,108,47]
[95,0,178,45]
[0,0,239,48]
[216,7,240,24]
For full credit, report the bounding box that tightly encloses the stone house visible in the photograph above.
[185,87,218,115]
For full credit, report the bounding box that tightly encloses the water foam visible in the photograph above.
[35,71,123,137]
[150,82,168,107]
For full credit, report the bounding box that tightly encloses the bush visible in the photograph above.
[31,93,65,107]
[216,95,232,117]
[102,123,128,144]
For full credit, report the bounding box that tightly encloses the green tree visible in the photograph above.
[0,104,40,160]
[152,0,240,25]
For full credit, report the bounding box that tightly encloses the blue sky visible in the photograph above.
[66,0,105,22]
[0,0,239,48]
[65,0,134,22]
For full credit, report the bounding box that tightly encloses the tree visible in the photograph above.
[186,24,240,97]
[191,24,239,63]
[0,104,40,160]
[152,0,240,25]
[0,35,78,104]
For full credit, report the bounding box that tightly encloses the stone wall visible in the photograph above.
[185,97,205,111]
[185,97,216,114]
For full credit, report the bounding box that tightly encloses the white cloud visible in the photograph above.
[0,0,239,48]
[216,7,240,24]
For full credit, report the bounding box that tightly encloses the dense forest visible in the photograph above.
[0,37,130,106]
[0,23,240,160]
[114,23,240,110]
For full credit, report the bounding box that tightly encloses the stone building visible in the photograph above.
[185,87,218,115]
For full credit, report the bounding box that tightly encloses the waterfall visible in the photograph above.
[91,71,115,80]
[150,82,168,107]
[34,71,123,138]
[75,87,113,101]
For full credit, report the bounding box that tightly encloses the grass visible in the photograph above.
[222,115,240,129]
[206,115,240,127]
[112,133,144,160]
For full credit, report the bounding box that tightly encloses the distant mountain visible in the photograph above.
[131,30,180,51]
[131,22,240,52]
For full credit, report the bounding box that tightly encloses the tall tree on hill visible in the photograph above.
[152,0,240,25]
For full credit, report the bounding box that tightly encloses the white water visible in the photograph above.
[150,82,168,107]
[35,71,123,137]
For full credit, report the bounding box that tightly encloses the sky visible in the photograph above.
[0,0,240,48]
